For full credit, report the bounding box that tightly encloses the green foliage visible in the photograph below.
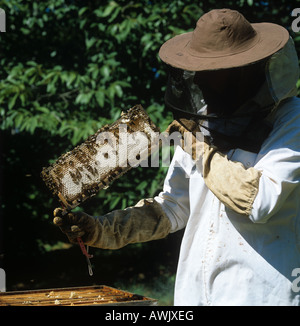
[1,0,299,295]
[0,0,201,145]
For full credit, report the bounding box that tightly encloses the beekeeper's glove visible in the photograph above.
[166,118,261,216]
[53,198,171,249]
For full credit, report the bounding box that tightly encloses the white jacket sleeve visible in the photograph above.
[249,98,300,223]
[155,146,192,232]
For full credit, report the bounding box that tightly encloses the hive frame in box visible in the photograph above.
[0,285,158,306]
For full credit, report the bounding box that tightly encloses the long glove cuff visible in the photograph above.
[166,119,261,216]
[87,198,172,249]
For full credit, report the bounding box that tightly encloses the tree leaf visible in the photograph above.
[95,90,105,107]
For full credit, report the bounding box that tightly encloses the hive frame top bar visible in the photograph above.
[0,285,158,306]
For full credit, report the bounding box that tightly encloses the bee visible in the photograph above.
[116,167,124,174]
[100,179,108,188]
[69,171,80,185]
[85,143,97,155]
[110,172,117,179]
[75,168,82,180]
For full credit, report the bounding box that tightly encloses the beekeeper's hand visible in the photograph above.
[166,118,208,161]
[166,118,261,216]
[53,198,171,249]
[53,208,99,245]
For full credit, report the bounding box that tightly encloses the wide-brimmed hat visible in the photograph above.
[159,9,289,71]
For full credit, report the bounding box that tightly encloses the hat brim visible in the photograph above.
[159,23,289,71]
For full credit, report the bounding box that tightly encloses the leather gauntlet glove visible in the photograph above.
[202,147,261,216]
[166,118,205,161]
[166,119,261,216]
[53,198,171,249]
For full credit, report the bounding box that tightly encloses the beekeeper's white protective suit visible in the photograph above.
[154,38,300,305]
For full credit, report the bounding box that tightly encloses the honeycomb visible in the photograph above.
[41,105,160,209]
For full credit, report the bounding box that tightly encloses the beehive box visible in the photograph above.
[0,285,157,306]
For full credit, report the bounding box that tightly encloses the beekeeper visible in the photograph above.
[54,9,300,305]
